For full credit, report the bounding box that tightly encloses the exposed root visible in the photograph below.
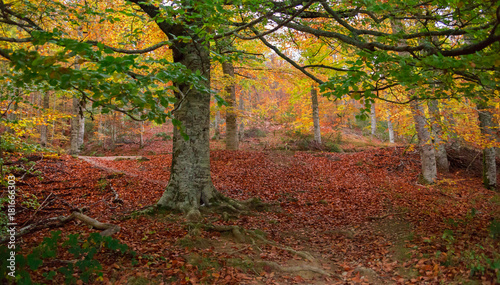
[249,231,315,261]
[204,223,314,262]
[0,211,120,244]
[257,261,333,277]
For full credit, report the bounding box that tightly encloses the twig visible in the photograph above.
[22,192,53,226]
[109,184,123,204]
[20,154,44,180]
[465,151,481,172]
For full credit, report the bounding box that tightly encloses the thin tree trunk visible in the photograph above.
[40,92,50,147]
[78,102,85,149]
[139,121,144,148]
[370,102,376,136]
[477,102,497,190]
[214,98,221,140]
[311,85,321,144]
[410,100,437,184]
[387,110,395,144]
[69,97,80,155]
[427,100,449,173]
[223,61,238,150]
[238,91,245,141]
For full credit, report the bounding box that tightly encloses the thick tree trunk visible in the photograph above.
[40,92,50,147]
[69,97,80,155]
[223,61,238,150]
[370,103,376,136]
[157,40,224,214]
[477,102,497,190]
[387,110,395,144]
[427,100,449,173]
[311,86,321,144]
[410,100,437,184]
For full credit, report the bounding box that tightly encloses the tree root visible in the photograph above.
[249,231,315,261]
[0,211,120,244]
[204,224,314,262]
[257,261,332,277]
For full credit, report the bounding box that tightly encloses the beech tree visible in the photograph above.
[0,0,498,219]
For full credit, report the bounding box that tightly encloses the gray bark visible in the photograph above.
[139,121,144,148]
[311,86,321,144]
[477,102,497,190]
[410,100,437,184]
[387,110,395,144]
[214,98,221,140]
[370,102,376,136]
[427,100,449,173]
[223,61,238,150]
[392,19,436,183]
[40,92,50,147]
[238,91,245,141]
[69,97,80,155]
[157,39,224,212]
[78,104,85,149]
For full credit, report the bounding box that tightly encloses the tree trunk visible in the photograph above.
[410,100,437,184]
[223,61,238,150]
[370,102,376,136]
[238,91,245,141]
[477,102,497,190]
[40,93,50,147]
[391,19,436,183]
[139,121,144,148]
[214,98,221,140]
[157,40,224,214]
[311,85,321,144]
[78,103,85,149]
[387,110,395,144]
[69,97,80,155]
[427,100,449,173]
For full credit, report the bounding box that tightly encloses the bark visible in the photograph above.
[157,39,224,213]
[139,121,144,148]
[214,98,221,140]
[223,61,238,150]
[427,100,449,173]
[311,86,321,144]
[69,97,80,155]
[392,19,436,183]
[410,100,437,184]
[40,92,50,147]
[370,102,376,136]
[78,103,85,149]
[238,91,245,140]
[387,110,395,144]
[477,102,497,190]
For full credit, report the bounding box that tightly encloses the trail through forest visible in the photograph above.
[10,139,499,284]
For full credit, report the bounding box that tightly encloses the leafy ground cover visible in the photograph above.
[3,135,500,284]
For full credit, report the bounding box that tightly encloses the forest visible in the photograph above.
[0,0,499,284]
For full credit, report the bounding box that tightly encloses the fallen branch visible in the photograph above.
[0,211,121,244]
[109,185,123,204]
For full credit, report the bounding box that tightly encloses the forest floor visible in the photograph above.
[5,130,500,284]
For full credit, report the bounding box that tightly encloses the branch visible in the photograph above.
[255,31,324,84]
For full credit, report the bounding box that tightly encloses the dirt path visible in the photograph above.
[78,156,168,186]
